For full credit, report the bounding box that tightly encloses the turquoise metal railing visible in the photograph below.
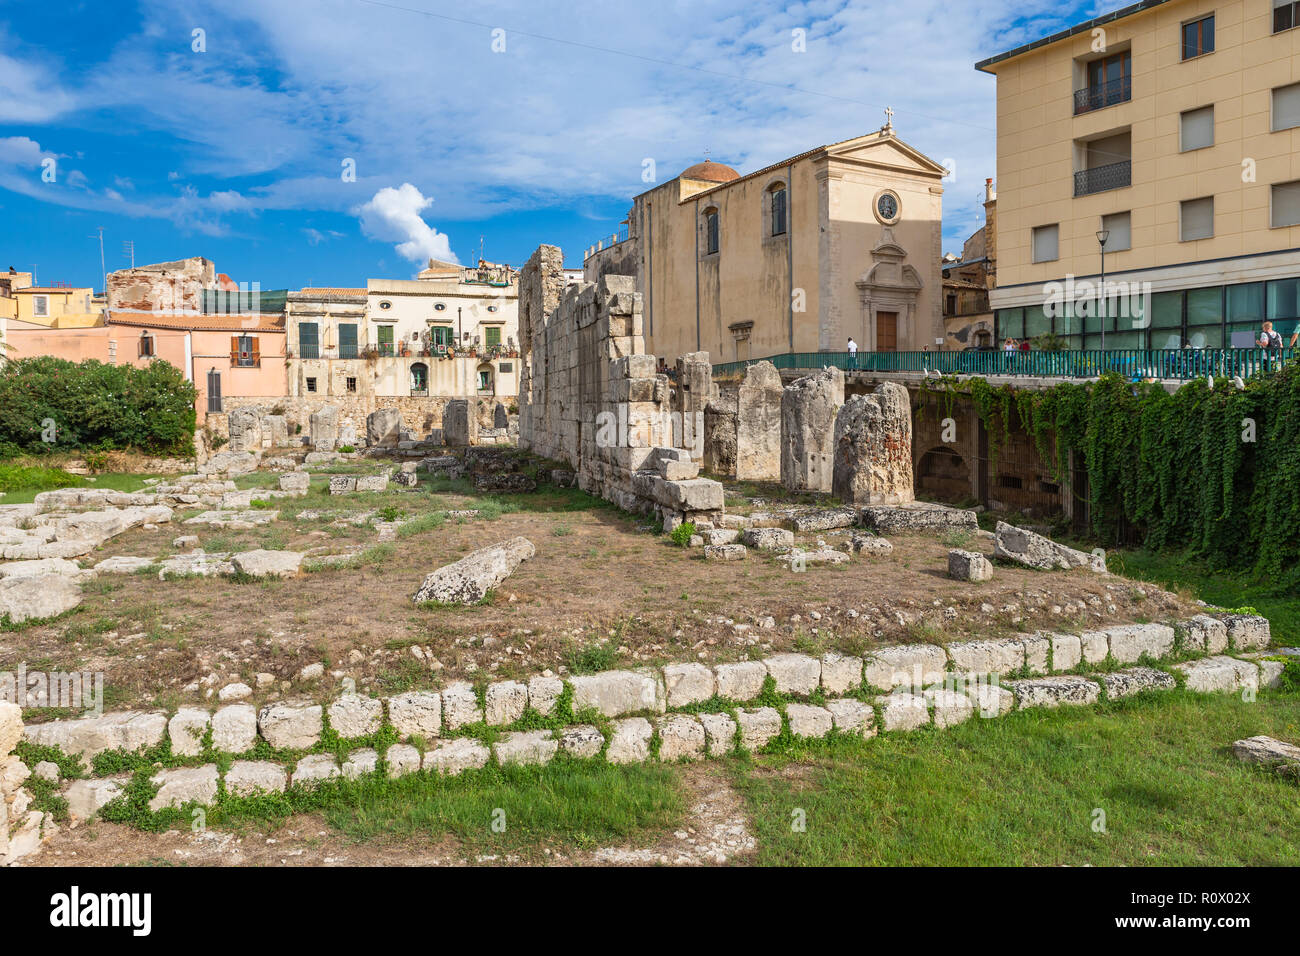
[711,348,1297,382]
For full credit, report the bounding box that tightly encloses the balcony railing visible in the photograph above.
[1074,160,1131,197]
[711,349,1297,383]
[1074,75,1131,115]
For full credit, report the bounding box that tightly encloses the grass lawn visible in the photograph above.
[0,469,155,505]
[1110,549,1300,647]
[733,690,1300,866]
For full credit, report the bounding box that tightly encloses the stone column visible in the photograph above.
[780,366,844,492]
[832,382,915,505]
[735,360,783,481]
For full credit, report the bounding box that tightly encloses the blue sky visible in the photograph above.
[0,0,1106,290]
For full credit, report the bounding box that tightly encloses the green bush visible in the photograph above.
[669,521,696,547]
[0,357,197,457]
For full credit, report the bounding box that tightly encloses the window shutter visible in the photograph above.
[1181,197,1215,241]
[1032,224,1059,263]
[230,335,239,365]
[250,337,261,367]
[1273,181,1300,228]
[1102,212,1132,252]
[1273,82,1300,131]
[1180,106,1214,151]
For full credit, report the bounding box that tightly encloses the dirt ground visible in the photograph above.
[29,763,756,867]
[0,464,1199,717]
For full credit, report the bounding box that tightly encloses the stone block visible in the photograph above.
[493,730,558,767]
[824,699,875,737]
[441,682,483,730]
[698,713,738,756]
[423,738,490,776]
[714,661,768,702]
[168,708,210,757]
[292,754,341,788]
[385,744,422,778]
[1100,667,1176,700]
[568,670,663,717]
[328,694,383,739]
[736,708,782,751]
[1106,623,1175,664]
[785,703,833,739]
[874,693,930,731]
[656,715,706,760]
[558,725,604,758]
[1182,615,1229,655]
[945,639,1025,676]
[764,653,821,695]
[662,663,715,708]
[527,677,563,717]
[820,652,863,694]
[257,703,323,751]
[1005,676,1101,709]
[606,717,653,764]
[863,644,946,690]
[149,764,219,811]
[225,760,288,796]
[387,691,441,739]
[484,681,529,726]
[948,549,993,582]
[211,704,258,754]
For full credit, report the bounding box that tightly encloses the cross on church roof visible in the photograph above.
[884,106,895,129]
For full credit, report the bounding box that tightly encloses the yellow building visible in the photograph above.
[9,286,102,329]
[978,0,1300,349]
[584,123,948,363]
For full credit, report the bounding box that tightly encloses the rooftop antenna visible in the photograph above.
[122,240,135,269]
[88,226,105,293]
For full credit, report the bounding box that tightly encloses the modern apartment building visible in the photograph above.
[977,0,1300,350]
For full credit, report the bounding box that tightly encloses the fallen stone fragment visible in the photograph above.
[948,549,993,582]
[231,549,304,578]
[993,521,1105,572]
[1100,667,1176,700]
[1232,735,1300,775]
[412,537,535,604]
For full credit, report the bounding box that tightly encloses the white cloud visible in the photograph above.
[355,184,457,265]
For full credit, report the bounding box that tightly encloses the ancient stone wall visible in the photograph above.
[780,366,845,492]
[735,361,783,481]
[518,245,723,525]
[832,382,915,506]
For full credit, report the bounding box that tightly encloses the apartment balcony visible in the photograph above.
[1073,76,1131,115]
[1074,160,1131,197]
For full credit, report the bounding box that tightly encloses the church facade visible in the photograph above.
[584,123,948,364]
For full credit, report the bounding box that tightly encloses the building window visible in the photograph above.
[305,377,317,393]
[434,302,446,311]
[207,369,223,413]
[431,325,453,348]
[1180,105,1215,151]
[769,183,788,236]
[1272,181,1300,229]
[138,332,156,358]
[377,324,394,356]
[232,334,259,368]
[485,326,502,348]
[299,322,320,359]
[379,300,392,310]
[1272,81,1300,132]
[486,305,498,313]
[1077,50,1132,114]
[1102,212,1132,252]
[410,362,428,395]
[1180,197,1215,241]
[338,323,358,359]
[346,376,357,393]
[1275,0,1300,33]
[32,295,48,317]
[1031,224,1059,264]
[1182,15,1214,60]
[703,207,720,255]
[498,362,512,373]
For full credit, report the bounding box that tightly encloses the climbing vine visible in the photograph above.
[925,367,1300,585]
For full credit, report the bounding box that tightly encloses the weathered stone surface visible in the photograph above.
[994,521,1105,572]
[1182,614,1230,655]
[948,549,993,582]
[735,362,783,481]
[413,537,535,605]
[860,504,978,535]
[656,715,706,760]
[367,408,404,448]
[527,676,563,717]
[423,738,489,775]
[200,450,260,476]
[1079,630,1109,665]
[702,543,747,561]
[791,508,859,532]
[257,703,323,750]
[33,760,59,782]
[24,710,166,759]
[957,678,1016,718]
[168,708,210,757]
[875,693,930,731]
[226,407,265,453]
[1050,633,1082,671]
[217,682,252,702]
[309,405,339,451]
[1105,623,1175,664]
[484,681,529,726]
[443,399,479,448]
[328,694,383,739]
[832,384,914,506]
[558,724,605,758]
[820,652,863,694]
[211,704,257,753]
[824,698,875,737]
[700,528,740,546]
[736,707,782,750]
[698,712,738,756]
[1232,735,1300,772]
[924,688,975,728]
[946,639,1025,676]
[1220,614,1271,651]
[278,471,310,495]
[292,753,341,787]
[569,670,663,717]
[387,691,441,738]
[0,573,82,623]
[441,682,483,730]
[1174,656,1259,694]
[231,549,303,578]
[785,703,834,739]
[225,760,288,795]
[0,557,89,580]
[714,661,768,702]
[65,777,127,824]
[864,644,946,690]
[342,748,379,779]
[1100,667,1176,699]
[355,474,390,493]
[386,744,422,778]
[149,764,219,811]
[0,701,20,755]
[662,663,715,708]
[781,367,844,493]
[1006,676,1101,709]
[328,476,357,495]
[606,717,653,764]
[494,730,558,767]
[740,527,794,551]
[1020,634,1050,675]
[764,653,821,695]
[844,534,894,556]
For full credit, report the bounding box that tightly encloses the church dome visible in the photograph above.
[680,160,740,183]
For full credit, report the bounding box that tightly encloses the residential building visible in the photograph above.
[977,0,1300,350]
[7,285,100,328]
[943,178,998,349]
[583,122,948,363]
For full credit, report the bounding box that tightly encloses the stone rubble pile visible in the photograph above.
[1,702,53,865]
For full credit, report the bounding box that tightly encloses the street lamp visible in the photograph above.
[1096,229,1110,354]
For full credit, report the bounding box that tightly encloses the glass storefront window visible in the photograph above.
[1227,283,1265,323]
[998,308,1025,341]
[1186,287,1223,325]
[1151,291,1183,328]
[1268,279,1299,322]
[1025,305,1053,338]
[1153,330,1183,349]
[1186,326,1223,349]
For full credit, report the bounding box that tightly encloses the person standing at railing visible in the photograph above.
[1259,321,1285,372]
[847,337,858,371]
